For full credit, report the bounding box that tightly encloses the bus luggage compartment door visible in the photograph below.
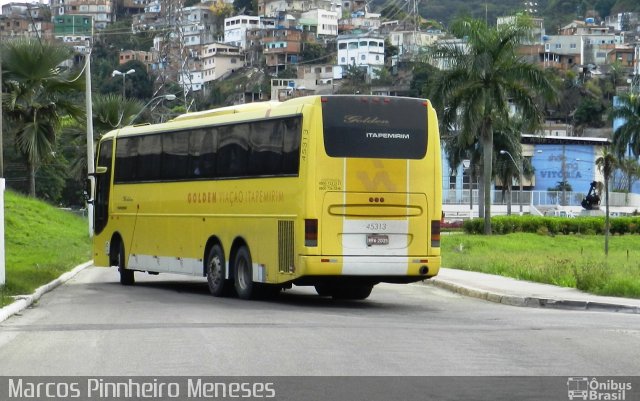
[321,191,428,257]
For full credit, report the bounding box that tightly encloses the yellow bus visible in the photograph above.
[89,95,441,300]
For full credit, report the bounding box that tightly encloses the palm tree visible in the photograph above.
[1,39,84,197]
[494,122,524,215]
[427,17,556,234]
[65,93,144,181]
[610,93,640,159]
[596,148,618,256]
[616,158,640,203]
[442,129,482,215]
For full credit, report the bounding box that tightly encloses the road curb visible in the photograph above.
[424,278,640,314]
[0,261,93,324]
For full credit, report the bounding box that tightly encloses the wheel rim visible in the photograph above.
[237,256,249,290]
[207,255,223,287]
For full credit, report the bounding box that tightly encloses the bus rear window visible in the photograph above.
[322,96,428,159]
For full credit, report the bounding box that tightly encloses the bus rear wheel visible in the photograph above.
[234,246,254,300]
[117,241,135,286]
[206,244,229,297]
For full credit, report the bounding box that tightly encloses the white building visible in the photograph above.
[299,8,338,36]
[337,34,384,77]
[387,29,442,59]
[604,12,639,31]
[144,0,160,13]
[182,4,216,46]
[224,15,261,49]
[542,33,624,67]
[200,42,244,84]
[179,70,204,92]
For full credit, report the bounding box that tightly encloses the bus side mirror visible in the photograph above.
[84,177,95,204]
[84,167,107,204]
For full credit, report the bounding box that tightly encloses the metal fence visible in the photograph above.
[443,189,640,208]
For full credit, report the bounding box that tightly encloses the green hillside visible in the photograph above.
[1,190,91,307]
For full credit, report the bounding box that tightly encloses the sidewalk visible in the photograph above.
[0,261,93,324]
[423,268,640,314]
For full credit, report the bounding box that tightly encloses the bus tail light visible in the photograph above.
[431,220,440,248]
[305,219,318,247]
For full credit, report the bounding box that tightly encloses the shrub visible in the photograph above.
[459,216,640,235]
[610,218,629,235]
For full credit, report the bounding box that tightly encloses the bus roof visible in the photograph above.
[171,101,282,122]
[98,95,428,140]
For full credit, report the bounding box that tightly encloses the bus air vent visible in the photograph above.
[278,220,295,273]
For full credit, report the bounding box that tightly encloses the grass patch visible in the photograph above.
[0,191,91,307]
[442,233,640,298]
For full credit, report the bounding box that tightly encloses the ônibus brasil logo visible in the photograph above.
[567,377,632,400]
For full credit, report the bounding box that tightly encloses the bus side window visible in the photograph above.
[115,137,139,182]
[249,120,282,175]
[189,128,217,178]
[282,117,301,175]
[138,135,162,181]
[162,132,189,180]
[218,124,249,177]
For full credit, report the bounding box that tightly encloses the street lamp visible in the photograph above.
[129,94,177,126]
[500,150,524,215]
[112,69,135,99]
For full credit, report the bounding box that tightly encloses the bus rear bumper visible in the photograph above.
[298,255,440,279]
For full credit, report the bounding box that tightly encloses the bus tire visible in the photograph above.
[233,246,254,300]
[258,284,282,299]
[117,241,135,286]
[206,244,228,297]
[332,284,373,300]
[314,285,333,297]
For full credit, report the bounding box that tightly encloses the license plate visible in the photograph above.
[366,234,389,246]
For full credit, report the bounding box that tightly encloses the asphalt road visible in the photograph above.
[1,266,639,376]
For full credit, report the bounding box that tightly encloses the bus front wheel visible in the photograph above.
[117,241,135,286]
[206,244,228,297]
[234,246,254,300]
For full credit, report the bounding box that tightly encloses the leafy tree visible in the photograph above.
[493,118,533,215]
[63,94,144,194]
[609,92,640,158]
[372,67,393,86]
[301,43,331,63]
[384,39,398,62]
[596,148,618,255]
[233,0,254,14]
[426,17,556,234]
[380,4,408,21]
[594,0,616,18]
[276,67,297,79]
[410,62,440,98]
[95,18,154,54]
[337,64,369,94]
[1,39,84,197]
[100,60,154,101]
[92,93,145,130]
[574,96,606,130]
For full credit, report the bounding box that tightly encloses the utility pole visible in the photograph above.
[0,46,4,285]
[1,49,3,177]
[85,49,95,237]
